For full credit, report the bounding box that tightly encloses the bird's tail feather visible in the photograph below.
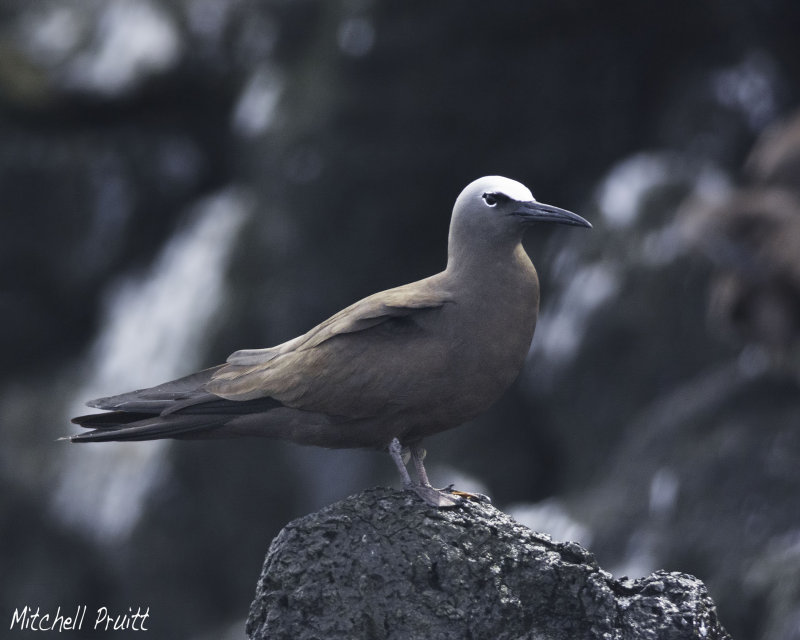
[66,413,221,442]
[66,395,285,443]
[71,411,155,429]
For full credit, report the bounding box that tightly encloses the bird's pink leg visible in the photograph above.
[409,444,431,486]
[388,437,413,487]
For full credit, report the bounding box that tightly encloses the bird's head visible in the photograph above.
[447,176,591,266]
[453,175,591,233]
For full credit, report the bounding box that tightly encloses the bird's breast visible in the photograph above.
[411,249,540,431]
[456,272,538,388]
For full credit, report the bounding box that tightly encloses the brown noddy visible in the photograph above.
[68,176,591,507]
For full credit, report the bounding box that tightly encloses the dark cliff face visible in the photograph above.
[2,1,800,639]
[575,111,800,640]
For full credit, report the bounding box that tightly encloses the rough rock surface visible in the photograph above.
[247,487,730,640]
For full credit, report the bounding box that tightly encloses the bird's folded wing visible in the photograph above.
[86,366,225,412]
[206,280,452,410]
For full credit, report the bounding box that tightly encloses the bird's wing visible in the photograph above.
[86,366,225,413]
[206,279,453,415]
[223,284,450,366]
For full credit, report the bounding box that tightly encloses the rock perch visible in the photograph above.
[247,487,730,640]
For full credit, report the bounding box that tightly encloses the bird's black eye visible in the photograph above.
[482,193,498,207]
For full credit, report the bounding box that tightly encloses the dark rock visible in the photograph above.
[247,487,729,640]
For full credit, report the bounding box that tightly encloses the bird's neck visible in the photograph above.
[443,243,539,324]
[443,241,540,393]
[445,241,539,301]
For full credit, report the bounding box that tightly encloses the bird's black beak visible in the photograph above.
[513,200,592,228]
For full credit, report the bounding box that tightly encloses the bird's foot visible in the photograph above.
[391,438,491,507]
[441,484,492,504]
[410,483,463,508]
[451,490,492,504]
[406,483,492,508]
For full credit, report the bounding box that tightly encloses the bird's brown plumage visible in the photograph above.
[69,176,590,500]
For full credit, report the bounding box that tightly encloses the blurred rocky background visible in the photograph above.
[1,1,798,638]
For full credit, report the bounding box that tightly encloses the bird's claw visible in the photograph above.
[450,489,492,504]
[406,484,492,508]
[410,484,463,508]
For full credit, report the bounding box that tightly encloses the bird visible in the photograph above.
[68,176,591,507]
